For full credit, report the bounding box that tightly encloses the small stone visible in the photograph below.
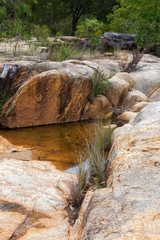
[117,111,137,122]
[131,101,149,112]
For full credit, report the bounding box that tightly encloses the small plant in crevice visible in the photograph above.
[66,159,89,226]
[87,123,110,189]
[68,159,88,208]
[66,123,112,225]
[92,67,110,97]
[0,91,11,113]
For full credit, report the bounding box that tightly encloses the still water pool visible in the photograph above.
[0,121,96,172]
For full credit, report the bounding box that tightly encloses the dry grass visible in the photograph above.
[118,49,143,73]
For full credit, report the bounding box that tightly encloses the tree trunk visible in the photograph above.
[71,15,78,36]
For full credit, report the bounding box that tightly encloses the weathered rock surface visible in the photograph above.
[81,102,160,239]
[0,68,92,128]
[102,32,137,51]
[129,54,160,101]
[122,89,149,110]
[0,61,34,93]
[81,95,112,120]
[0,53,159,129]
[104,73,130,106]
[0,40,30,55]
[0,157,76,239]
[0,59,118,128]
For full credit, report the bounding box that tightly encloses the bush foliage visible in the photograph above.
[76,18,103,46]
[108,0,160,49]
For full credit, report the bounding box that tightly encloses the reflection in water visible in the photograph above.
[0,121,97,171]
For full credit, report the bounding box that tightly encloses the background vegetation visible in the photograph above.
[0,0,159,55]
[108,0,160,53]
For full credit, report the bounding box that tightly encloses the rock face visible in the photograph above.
[81,95,112,120]
[130,101,149,112]
[0,60,115,128]
[81,102,160,239]
[122,89,149,110]
[0,136,95,240]
[1,69,92,128]
[0,156,76,239]
[102,32,137,51]
[1,53,159,128]
[0,134,78,240]
[0,62,33,93]
[104,73,130,106]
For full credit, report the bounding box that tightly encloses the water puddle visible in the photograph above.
[0,121,97,171]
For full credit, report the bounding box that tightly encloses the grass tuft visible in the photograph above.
[86,123,110,188]
[68,159,88,208]
[0,91,11,113]
[92,67,110,97]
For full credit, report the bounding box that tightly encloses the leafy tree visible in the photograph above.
[0,0,6,23]
[0,0,117,37]
[94,0,117,22]
[108,0,160,50]
[60,0,96,35]
[0,0,38,38]
[60,0,116,35]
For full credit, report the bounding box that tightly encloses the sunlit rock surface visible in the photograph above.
[81,102,160,239]
[130,54,160,101]
[0,157,76,239]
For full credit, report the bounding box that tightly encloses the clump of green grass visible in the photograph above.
[68,159,88,208]
[49,43,74,61]
[92,67,110,97]
[86,124,109,188]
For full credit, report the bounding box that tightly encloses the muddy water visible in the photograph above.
[0,121,96,171]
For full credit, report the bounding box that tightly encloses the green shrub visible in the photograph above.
[76,18,103,46]
[0,19,30,40]
[32,24,50,43]
[107,0,160,51]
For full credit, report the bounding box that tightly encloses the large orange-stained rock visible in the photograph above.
[0,69,92,128]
